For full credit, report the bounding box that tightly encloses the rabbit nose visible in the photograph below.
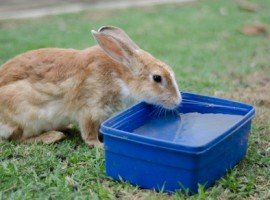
[176,93,182,105]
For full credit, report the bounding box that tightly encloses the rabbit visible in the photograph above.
[0,26,182,147]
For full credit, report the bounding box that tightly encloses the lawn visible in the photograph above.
[0,0,269,199]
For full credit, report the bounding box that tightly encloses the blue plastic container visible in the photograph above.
[100,92,255,193]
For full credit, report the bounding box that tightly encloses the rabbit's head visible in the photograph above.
[92,26,182,110]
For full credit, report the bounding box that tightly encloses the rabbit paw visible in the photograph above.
[23,131,66,144]
[85,139,103,149]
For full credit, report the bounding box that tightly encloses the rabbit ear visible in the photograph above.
[97,26,139,50]
[91,27,139,67]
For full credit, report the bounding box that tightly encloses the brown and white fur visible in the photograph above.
[0,26,181,147]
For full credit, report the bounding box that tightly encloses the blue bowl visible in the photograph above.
[100,92,255,193]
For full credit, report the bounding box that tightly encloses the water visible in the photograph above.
[133,112,244,147]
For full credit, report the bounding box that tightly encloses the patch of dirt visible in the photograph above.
[240,24,267,36]
[215,70,270,134]
[215,71,270,108]
[238,0,260,12]
[226,84,269,107]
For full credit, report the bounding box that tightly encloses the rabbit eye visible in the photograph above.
[153,75,162,83]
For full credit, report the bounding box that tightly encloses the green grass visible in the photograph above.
[0,0,270,199]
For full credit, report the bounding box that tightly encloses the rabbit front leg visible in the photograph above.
[79,115,103,148]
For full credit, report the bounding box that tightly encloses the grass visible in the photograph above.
[0,0,269,199]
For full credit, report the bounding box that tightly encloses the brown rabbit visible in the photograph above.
[0,26,182,147]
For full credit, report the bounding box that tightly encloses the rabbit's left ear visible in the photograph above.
[92,27,138,67]
[98,26,139,50]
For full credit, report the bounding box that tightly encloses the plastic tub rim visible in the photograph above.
[100,92,255,154]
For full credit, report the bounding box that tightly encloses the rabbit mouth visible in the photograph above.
[158,97,182,110]
[162,104,179,110]
[155,101,179,110]
[143,96,181,110]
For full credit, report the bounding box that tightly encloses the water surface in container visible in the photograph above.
[133,112,244,147]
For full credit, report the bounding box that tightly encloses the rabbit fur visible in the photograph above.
[0,26,182,147]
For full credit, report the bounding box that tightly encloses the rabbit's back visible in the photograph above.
[0,48,93,87]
